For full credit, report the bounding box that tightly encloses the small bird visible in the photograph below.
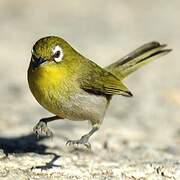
[28,36,171,148]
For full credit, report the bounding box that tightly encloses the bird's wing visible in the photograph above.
[78,60,132,97]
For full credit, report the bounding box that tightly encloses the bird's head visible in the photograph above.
[30,36,77,70]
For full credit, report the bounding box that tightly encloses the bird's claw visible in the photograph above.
[33,120,53,138]
[66,139,91,149]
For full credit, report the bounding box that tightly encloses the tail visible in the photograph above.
[106,41,172,80]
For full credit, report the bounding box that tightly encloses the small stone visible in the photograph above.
[0,149,6,159]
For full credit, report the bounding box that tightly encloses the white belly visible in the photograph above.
[55,89,109,124]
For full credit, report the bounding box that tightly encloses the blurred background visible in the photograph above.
[0,0,179,152]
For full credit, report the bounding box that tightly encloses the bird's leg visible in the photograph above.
[66,124,99,149]
[33,116,62,138]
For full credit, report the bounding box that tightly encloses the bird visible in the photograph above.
[28,36,171,149]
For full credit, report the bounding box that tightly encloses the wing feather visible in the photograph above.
[78,59,132,97]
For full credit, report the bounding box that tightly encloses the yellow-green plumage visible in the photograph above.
[106,41,170,79]
[28,36,171,148]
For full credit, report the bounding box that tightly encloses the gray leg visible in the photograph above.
[66,124,99,149]
[33,116,62,137]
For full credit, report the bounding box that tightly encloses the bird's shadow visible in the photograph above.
[0,133,61,170]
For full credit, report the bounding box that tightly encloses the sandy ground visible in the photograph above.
[0,0,180,179]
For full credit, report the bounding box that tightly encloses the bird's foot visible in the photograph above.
[66,135,91,149]
[33,120,53,138]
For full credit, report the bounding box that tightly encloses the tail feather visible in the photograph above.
[106,41,172,80]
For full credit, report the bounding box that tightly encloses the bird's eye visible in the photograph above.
[54,50,60,58]
[52,45,63,63]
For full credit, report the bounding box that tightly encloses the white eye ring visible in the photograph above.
[52,45,63,62]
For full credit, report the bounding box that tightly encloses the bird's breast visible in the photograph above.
[28,65,76,111]
[28,65,109,123]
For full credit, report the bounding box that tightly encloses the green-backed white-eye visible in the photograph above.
[28,36,171,149]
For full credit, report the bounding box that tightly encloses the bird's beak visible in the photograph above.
[31,55,47,70]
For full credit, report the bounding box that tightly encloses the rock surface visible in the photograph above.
[0,0,180,179]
